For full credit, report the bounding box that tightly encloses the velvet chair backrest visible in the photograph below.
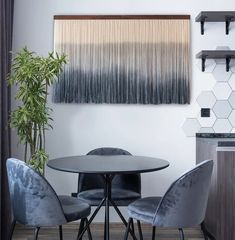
[6,158,67,227]
[77,148,141,194]
[153,160,213,228]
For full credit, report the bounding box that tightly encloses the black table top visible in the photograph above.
[47,155,169,174]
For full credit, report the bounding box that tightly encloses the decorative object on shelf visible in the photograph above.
[8,47,66,174]
[196,50,235,72]
[53,15,191,105]
[195,11,235,35]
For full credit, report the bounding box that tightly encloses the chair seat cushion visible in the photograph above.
[77,188,141,206]
[59,195,91,222]
[128,197,162,224]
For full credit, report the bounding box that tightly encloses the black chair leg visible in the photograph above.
[179,228,185,240]
[201,222,208,240]
[77,218,85,240]
[124,218,132,240]
[137,220,143,240]
[8,220,16,240]
[104,213,106,239]
[85,218,92,240]
[59,225,63,240]
[34,227,40,240]
[130,218,135,234]
[201,222,216,240]
[152,226,156,240]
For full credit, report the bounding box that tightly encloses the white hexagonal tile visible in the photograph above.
[182,118,201,137]
[231,128,235,133]
[215,46,231,64]
[213,100,232,118]
[213,119,232,133]
[196,59,216,73]
[231,60,235,73]
[229,110,235,127]
[228,74,235,90]
[196,91,216,108]
[213,82,232,100]
[228,91,235,108]
[199,127,215,133]
[212,64,232,82]
[197,110,216,127]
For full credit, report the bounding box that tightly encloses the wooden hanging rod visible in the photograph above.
[54,15,190,20]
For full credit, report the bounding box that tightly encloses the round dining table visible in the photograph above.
[47,155,169,240]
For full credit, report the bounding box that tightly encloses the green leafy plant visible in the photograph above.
[8,47,66,175]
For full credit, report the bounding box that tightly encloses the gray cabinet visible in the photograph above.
[196,133,235,240]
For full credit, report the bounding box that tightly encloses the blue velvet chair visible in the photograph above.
[76,147,141,206]
[124,160,213,240]
[6,158,92,240]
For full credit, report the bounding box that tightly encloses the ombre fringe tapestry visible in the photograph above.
[53,15,191,104]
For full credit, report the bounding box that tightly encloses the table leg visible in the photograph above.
[77,197,106,240]
[104,174,113,240]
[104,214,106,240]
[110,199,138,240]
[110,199,127,224]
[78,173,137,240]
[105,198,110,239]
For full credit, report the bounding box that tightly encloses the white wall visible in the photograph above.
[12,0,235,221]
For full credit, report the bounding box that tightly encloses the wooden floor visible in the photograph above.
[14,223,204,240]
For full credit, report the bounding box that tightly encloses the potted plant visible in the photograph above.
[8,47,66,175]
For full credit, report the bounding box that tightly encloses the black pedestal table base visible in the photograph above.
[77,174,137,240]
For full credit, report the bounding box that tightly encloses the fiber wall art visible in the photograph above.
[53,15,191,104]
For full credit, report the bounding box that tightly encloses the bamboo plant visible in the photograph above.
[8,47,66,175]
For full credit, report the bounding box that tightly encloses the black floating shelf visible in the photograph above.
[196,50,235,72]
[195,11,235,35]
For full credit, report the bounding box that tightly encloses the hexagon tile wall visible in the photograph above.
[182,46,235,137]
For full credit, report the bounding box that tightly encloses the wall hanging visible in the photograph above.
[53,15,191,104]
